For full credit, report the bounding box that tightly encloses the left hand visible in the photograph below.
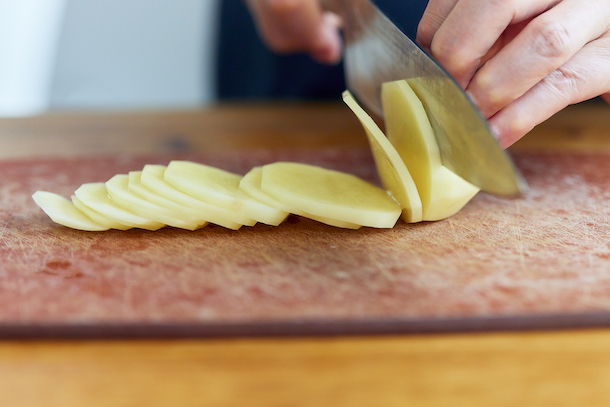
[244,0,342,65]
[417,0,610,147]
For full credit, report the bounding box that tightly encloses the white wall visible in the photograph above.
[0,0,67,116]
[49,0,219,111]
[0,0,219,116]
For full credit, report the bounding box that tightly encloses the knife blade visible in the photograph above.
[325,0,526,196]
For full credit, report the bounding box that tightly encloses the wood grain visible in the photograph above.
[1,101,610,406]
[0,102,368,159]
[3,330,610,406]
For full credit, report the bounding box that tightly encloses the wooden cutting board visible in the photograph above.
[1,101,610,338]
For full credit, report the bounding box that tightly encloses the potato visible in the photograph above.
[32,191,108,231]
[138,164,244,230]
[342,90,423,223]
[128,170,205,225]
[240,167,360,229]
[72,195,132,230]
[74,183,165,231]
[106,174,203,230]
[34,80,480,231]
[164,161,288,227]
[382,80,480,220]
[260,162,401,228]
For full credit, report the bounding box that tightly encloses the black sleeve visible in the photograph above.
[215,0,428,101]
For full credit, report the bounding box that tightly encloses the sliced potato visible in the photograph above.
[342,90,423,223]
[164,161,288,226]
[74,183,165,231]
[240,167,360,229]
[423,165,482,220]
[106,174,203,230]
[128,171,207,225]
[34,78,480,231]
[261,162,401,228]
[32,191,108,231]
[139,165,244,230]
[382,80,480,220]
[72,195,132,230]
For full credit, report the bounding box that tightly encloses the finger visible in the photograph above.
[477,19,532,68]
[468,0,610,118]
[429,0,559,88]
[416,0,458,51]
[310,11,342,64]
[245,0,342,64]
[489,34,610,147]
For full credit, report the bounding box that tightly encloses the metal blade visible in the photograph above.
[326,0,526,196]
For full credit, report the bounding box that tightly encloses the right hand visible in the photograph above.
[244,0,343,64]
[417,0,610,147]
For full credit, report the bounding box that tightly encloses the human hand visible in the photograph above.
[417,0,610,147]
[244,0,342,64]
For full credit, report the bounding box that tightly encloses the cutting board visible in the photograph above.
[2,102,610,338]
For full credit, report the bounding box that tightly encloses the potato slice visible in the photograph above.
[128,171,208,225]
[382,80,480,220]
[106,174,203,230]
[74,183,165,231]
[72,195,132,230]
[32,191,108,231]
[164,161,288,227]
[240,167,360,229]
[260,162,401,228]
[138,165,244,230]
[342,91,423,223]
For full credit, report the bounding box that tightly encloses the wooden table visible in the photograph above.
[1,101,610,406]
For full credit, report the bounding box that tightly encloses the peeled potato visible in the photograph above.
[240,167,360,229]
[106,174,203,230]
[128,171,204,224]
[164,161,288,226]
[260,162,401,228]
[138,164,244,230]
[74,183,165,231]
[32,191,108,231]
[72,195,132,230]
[34,79,481,231]
[343,90,423,223]
[382,80,480,220]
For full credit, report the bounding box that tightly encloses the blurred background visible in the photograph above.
[0,0,220,116]
[0,0,428,118]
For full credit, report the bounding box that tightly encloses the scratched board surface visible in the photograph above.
[2,148,610,337]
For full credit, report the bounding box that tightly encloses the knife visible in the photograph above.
[324,0,527,196]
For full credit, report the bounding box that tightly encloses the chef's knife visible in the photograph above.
[325,0,526,196]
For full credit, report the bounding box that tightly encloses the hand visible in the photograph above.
[417,0,610,147]
[244,0,342,64]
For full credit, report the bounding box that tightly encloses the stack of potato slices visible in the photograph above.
[33,80,480,231]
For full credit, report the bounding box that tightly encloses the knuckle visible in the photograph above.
[530,20,572,59]
[430,36,470,78]
[429,35,444,59]
[430,35,454,66]
[542,65,582,100]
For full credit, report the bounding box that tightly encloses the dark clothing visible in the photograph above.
[216,0,428,101]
